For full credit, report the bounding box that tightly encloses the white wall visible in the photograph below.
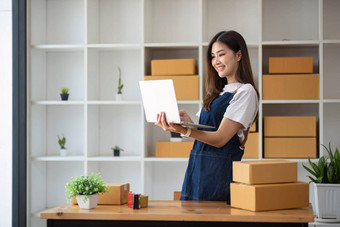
[0,0,12,226]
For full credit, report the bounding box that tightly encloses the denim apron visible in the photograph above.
[180,90,245,203]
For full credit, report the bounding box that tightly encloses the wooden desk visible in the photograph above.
[40,200,314,227]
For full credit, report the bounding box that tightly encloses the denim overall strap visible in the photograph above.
[180,88,244,203]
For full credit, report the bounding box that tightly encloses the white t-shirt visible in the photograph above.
[197,82,259,145]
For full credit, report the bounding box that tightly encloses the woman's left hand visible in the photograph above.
[155,112,186,134]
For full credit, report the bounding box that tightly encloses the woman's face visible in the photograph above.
[211,41,241,79]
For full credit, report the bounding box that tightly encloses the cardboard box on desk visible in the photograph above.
[264,116,316,137]
[243,132,258,159]
[233,160,297,185]
[151,59,197,76]
[262,74,319,100]
[72,183,129,205]
[156,141,194,158]
[230,182,309,211]
[264,137,317,158]
[144,75,199,100]
[269,57,313,74]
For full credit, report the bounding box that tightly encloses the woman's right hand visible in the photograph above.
[179,110,193,123]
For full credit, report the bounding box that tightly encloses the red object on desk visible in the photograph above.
[128,192,134,208]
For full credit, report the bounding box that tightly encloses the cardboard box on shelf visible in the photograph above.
[144,75,199,100]
[262,74,319,100]
[264,116,316,137]
[264,137,317,158]
[72,183,130,205]
[243,132,258,159]
[155,141,194,158]
[174,191,181,200]
[151,59,197,76]
[230,182,309,211]
[233,160,297,185]
[269,57,313,74]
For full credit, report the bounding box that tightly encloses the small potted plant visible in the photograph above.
[65,173,109,209]
[58,134,67,156]
[60,88,70,101]
[111,146,124,157]
[303,142,340,222]
[115,67,123,101]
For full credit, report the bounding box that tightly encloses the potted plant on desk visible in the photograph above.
[65,173,109,209]
[303,142,340,222]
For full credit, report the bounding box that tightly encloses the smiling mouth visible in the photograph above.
[216,65,225,71]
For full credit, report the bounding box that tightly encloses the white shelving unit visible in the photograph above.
[28,0,340,226]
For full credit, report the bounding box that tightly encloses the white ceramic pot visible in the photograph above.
[313,183,340,223]
[76,194,99,209]
[115,94,122,101]
[60,149,67,156]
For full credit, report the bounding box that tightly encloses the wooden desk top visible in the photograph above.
[40,200,315,223]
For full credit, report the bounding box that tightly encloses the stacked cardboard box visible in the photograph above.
[263,57,319,100]
[264,116,317,158]
[155,141,194,158]
[144,59,199,100]
[243,120,258,158]
[231,160,309,211]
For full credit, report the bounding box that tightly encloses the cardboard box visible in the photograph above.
[264,116,316,137]
[230,182,309,211]
[264,137,317,158]
[72,183,129,205]
[144,75,199,100]
[174,191,181,200]
[139,195,148,208]
[250,120,257,132]
[262,74,319,100]
[243,132,258,158]
[233,160,297,185]
[269,57,313,74]
[156,141,194,158]
[151,59,197,76]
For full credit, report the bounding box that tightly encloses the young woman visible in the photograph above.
[155,30,259,203]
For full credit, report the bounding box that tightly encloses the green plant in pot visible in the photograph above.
[65,173,109,209]
[115,67,123,101]
[60,88,70,101]
[302,142,340,222]
[58,134,67,156]
[111,146,124,157]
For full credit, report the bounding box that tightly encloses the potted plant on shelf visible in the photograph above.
[58,135,67,156]
[303,142,340,222]
[60,88,70,101]
[111,146,124,157]
[65,173,109,209]
[115,67,123,101]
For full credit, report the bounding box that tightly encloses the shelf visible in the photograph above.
[202,42,259,48]
[261,100,320,104]
[31,44,84,51]
[144,157,189,162]
[31,156,85,161]
[262,40,320,46]
[87,44,141,50]
[32,101,84,105]
[144,43,199,48]
[323,99,340,103]
[177,100,201,105]
[87,156,141,162]
[323,40,340,44]
[87,100,141,105]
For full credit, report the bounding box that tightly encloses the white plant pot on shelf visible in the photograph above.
[76,194,99,209]
[115,94,122,101]
[314,183,340,223]
[60,149,67,156]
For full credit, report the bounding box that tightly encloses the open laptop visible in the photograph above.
[139,80,215,129]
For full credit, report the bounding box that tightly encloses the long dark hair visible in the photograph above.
[203,30,259,111]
